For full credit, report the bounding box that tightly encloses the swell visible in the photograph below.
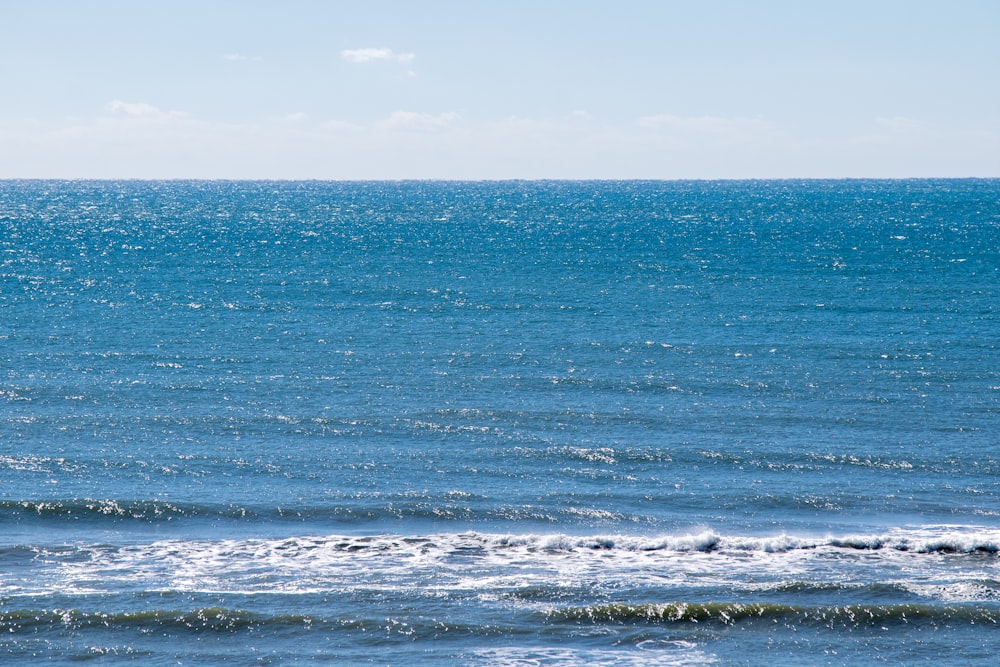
[2,602,997,636]
[0,498,644,526]
[0,499,255,522]
[0,606,523,640]
[550,601,1000,628]
[4,527,1000,559]
[485,529,1000,555]
[0,607,310,633]
[6,496,1000,556]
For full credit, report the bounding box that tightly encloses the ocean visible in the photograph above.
[1,179,998,664]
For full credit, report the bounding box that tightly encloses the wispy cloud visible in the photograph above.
[378,111,460,131]
[341,47,415,64]
[105,100,188,120]
[7,107,998,179]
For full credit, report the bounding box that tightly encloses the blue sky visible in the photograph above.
[1,0,997,178]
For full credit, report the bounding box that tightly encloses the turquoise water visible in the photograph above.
[1,179,998,664]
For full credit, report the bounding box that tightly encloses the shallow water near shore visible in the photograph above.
[2,179,998,664]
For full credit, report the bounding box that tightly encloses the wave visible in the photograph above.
[0,606,523,640]
[0,607,308,633]
[6,526,1000,566]
[5,526,999,602]
[549,601,1000,628]
[7,495,1000,556]
[0,499,255,522]
[483,527,1000,555]
[0,498,645,527]
[2,601,997,638]
[6,524,999,556]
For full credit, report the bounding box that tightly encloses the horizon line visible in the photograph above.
[3,176,999,183]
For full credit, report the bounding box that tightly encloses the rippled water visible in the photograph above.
[1,179,998,664]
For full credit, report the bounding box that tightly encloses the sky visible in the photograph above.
[1,0,998,179]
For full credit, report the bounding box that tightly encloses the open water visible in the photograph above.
[1,179,998,664]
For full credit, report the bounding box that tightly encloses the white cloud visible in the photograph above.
[341,48,415,64]
[378,111,460,131]
[3,107,997,179]
[105,100,188,120]
[106,100,160,116]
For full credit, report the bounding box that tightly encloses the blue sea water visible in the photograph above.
[1,179,998,665]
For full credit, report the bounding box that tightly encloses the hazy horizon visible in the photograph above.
[2,0,998,179]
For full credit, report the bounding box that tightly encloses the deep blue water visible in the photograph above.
[1,179,998,664]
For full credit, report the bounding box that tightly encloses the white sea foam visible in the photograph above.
[899,581,1000,602]
[6,526,997,600]
[471,645,718,667]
